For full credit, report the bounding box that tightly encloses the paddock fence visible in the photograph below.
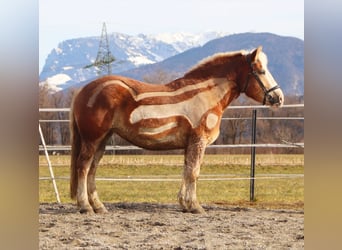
[39,104,304,203]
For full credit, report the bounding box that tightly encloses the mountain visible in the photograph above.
[39,31,228,85]
[39,32,304,109]
[119,33,304,96]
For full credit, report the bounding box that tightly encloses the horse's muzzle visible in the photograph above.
[267,93,284,107]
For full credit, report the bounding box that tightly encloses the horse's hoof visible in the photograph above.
[180,206,206,214]
[94,206,108,214]
[79,208,94,214]
[190,207,206,214]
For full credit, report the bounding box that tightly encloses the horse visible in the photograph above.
[70,46,284,214]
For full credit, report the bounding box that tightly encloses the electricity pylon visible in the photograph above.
[85,22,115,76]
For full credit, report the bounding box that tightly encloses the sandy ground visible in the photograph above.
[39,202,304,249]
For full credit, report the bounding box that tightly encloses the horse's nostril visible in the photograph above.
[267,95,275,104]
[278,95,283,104]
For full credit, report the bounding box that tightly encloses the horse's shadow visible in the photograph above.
[107,202,180,213]
[39,202,249,215]
[39,203,78,215]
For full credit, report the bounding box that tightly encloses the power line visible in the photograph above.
[84,22,115,76]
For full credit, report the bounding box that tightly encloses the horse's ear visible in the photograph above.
[251,46,263,62]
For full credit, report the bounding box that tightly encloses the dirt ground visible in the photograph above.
[39,202,304,249]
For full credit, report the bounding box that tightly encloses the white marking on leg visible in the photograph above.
[77,173,92,211]
[178,180,186,209]
[206,113,219,130]
[138,122,178,135]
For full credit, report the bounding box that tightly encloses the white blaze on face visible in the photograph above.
[257,52,284,105]
[259,52,278,89]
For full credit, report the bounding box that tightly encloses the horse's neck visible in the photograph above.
[166,76,239,115]
[169,58,242,110]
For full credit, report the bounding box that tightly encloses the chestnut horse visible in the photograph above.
[70,46,284,214]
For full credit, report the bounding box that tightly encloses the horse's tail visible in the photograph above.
[70,96,80,200]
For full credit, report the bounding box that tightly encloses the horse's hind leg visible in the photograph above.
[87,135,111,213]
[178,138,206,214]
[76,142,96,214]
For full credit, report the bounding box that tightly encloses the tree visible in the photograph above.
[143,69,179,84]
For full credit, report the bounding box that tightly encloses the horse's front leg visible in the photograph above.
[178,138,206,214]
[177,180,187,212]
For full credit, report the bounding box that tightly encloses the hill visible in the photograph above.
[120,33,304,96]
[39,32,304,110]
[39,31,228,84]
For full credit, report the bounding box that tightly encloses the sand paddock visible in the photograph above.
[39,202,304,249]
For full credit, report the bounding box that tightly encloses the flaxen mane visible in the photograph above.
[184,50,248,79]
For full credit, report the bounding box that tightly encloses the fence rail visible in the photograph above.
[40,174,304,182]
[38,104,304,113]
[39,143,304,153]
[39,104,304,152]
[39,104,304,203]
[39,117,304,123]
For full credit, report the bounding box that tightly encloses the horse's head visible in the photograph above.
[242,46,284,107]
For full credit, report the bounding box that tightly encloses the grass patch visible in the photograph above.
[39,154,304,210]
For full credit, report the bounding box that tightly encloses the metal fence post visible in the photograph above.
[39,123,61,203]
[250,109,257,201]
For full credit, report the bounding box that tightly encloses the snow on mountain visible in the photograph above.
[39,31,227,87]
[39,73,72,92]
[152,31,229,51]
[39,31,303,98]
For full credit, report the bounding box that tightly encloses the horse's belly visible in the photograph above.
[137,134,185,150]
[114,126,187,150]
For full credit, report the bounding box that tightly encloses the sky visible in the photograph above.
[39,0,304,72]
